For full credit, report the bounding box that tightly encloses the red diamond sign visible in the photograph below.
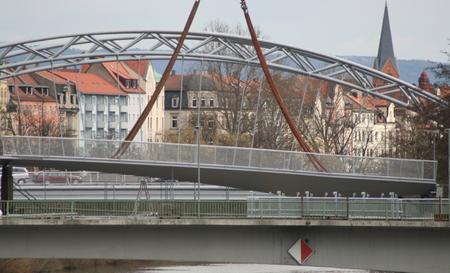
[288,239,313,265]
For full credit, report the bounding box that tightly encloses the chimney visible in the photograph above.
[171,70,176,76]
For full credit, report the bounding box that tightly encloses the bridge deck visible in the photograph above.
[0,136,437,196]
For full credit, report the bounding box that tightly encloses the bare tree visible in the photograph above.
[201,21,261,145]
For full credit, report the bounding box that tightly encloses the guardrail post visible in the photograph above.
[346,197,349,219]
[420,162,424,179]
[71,200,75,215]
[300,196,304,218]
[387,160,390,177]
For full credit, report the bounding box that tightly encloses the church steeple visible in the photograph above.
[373,2,399,78]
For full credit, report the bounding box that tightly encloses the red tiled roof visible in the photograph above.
[12,74,40,86]
[345,93,376,111]
[103,62,134,80]
[54,71,126,96]
[80,64,90,73]
[101,62,145,94]
[124,60,149,78]
[34,71,69,85]
[166,75,183,90]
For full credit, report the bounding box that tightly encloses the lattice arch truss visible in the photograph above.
[0,30,445,109]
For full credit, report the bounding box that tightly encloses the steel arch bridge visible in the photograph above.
[0,30,445,109]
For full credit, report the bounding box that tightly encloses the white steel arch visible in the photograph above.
[0,30,445,109]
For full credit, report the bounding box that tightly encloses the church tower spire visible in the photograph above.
[373,2,400,84]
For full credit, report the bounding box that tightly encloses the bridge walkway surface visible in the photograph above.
[0,136,437,196]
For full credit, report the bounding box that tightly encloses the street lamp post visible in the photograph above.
[447,129,450,201]
[195,125,201,217]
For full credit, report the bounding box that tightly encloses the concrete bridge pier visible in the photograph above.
[1,163,14,213]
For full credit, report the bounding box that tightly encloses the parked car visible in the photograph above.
[33,172,82,184]
[0,167,31,184]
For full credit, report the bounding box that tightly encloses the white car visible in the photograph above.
[0,167,30,184]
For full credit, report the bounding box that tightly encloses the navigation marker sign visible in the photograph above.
[288,239,313,265]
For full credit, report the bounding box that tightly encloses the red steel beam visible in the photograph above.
[240,0,326,172]
[114,0,201,158]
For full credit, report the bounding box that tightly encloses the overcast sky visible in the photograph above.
[0,0,449,62]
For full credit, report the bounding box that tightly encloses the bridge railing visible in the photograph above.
[247,197,449,220]
[0,136,437,181]
[0,198,448,220]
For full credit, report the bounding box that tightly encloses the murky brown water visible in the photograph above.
[0,259,370,273]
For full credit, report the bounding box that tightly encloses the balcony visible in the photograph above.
[108,121,117,128]
[96,103,106,112]
[85,103,93,112]
[108,104,118,112]
[120,120,128,128]
[96,119,105,129]
[84,119,93,128]
[119,104,128,112]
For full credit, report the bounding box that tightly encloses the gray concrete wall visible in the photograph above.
[0,219,449,273]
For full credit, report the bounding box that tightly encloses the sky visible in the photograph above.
[0,0,449,62]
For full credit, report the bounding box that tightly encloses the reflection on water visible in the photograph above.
[142,264,369,273]
[51,264,369,273]
[0,260,370,273]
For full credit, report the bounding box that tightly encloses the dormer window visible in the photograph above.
[131,80,137,89]
[192,98,197,108]
[171,97,179,108]
[125,80,130,89]
[36,87,49,96]
[23,86,32,95]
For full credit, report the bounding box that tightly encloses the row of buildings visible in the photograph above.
[0,4,448,158]
[0,60,162,142]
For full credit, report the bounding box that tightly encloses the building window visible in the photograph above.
[208,118,215,129]
[120,112,128,122]
[97,130,104,139]
[171,116,178,129]
[171,97,179,108]
[120,96,127,106]
[209,98,215,107]
[109,113,116,122]
[192,98,197,108]
[109,97,116,105]
[201,97,206,107]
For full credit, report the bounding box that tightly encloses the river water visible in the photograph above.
[134,264,369,273]
[32,264,369,273]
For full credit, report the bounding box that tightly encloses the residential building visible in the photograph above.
[163,73,221,143]
[145,68,163,143]
[32,71,80,137]
[0,79,9,112]
[0,78,11,136]
[82,61,156,142]
[52,71,127,139]
[6,75,59,136]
